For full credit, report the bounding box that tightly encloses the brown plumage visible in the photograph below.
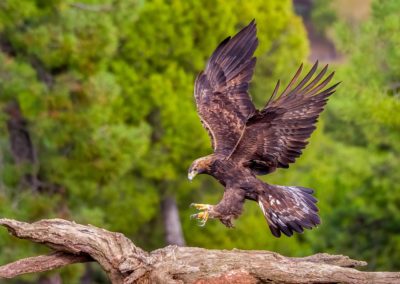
[188,20,340,237]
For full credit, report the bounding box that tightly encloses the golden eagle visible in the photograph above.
[188,20,339,237]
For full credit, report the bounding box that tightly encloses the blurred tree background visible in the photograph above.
[0,0,399,282]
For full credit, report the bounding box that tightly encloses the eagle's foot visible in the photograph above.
[190,203,213,211]
[190,203,214,226]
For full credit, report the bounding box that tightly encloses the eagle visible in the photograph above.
[188,20,339,237]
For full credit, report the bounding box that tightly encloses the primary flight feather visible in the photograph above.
[188,20,339,237]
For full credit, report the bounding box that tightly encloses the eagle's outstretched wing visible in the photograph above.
[194,20,258,155]
[230,62,340,174]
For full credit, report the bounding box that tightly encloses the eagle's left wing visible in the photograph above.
[194,20,258,155]
[229,62,340,174]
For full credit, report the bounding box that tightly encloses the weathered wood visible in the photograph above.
[0,252,91,278]
[0,218,399,284]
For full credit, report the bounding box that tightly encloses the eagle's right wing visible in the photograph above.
[194,20,258,155]
[230,62,340,174]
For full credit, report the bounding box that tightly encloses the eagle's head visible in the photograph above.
[188,155,214,181]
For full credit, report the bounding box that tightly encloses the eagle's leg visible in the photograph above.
[190,188,245,228]
[190,203,214,226]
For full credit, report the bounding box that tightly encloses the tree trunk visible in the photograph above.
[0,218,399,284]
[80,263,95,284]
[161,195,186,246]
[38,274,62,284]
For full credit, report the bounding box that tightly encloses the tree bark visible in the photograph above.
[0,218,399,284]
[161,196,186,246]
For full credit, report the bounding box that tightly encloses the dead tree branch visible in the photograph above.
[0,252,91,279]
[0,218,399,284]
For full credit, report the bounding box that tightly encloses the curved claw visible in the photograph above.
[195,211,209,226]
[190,205,211,226]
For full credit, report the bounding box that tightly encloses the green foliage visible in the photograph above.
[262,0,400,271]
[311,0,337,35]
[0,0,398,281]
[310,0,400,270]
[0,0,308,281]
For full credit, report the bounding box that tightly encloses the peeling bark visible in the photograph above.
[0,218,399,284]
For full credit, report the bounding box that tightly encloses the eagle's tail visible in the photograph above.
[258,184,320,237]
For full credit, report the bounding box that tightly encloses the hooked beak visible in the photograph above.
[188,171,197,181]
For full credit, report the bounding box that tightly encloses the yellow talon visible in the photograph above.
[190,203,212,226]
[190,203,212,210]
[197,211,208,219]
[192,211,209,226]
